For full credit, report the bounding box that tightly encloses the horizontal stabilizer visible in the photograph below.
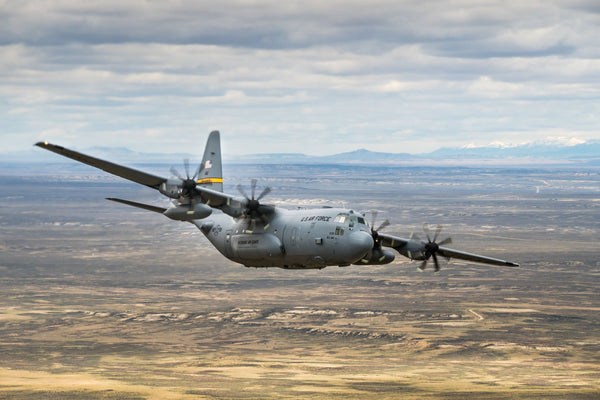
[106,198,167,214]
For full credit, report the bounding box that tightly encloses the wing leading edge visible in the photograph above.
[378,232,519,267]
[35,142,167,189]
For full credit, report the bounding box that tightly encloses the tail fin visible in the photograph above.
[196,130,223,192]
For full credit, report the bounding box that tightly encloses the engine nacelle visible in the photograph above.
[355,248,395,265]
[159,179,183,199]
[395,240,427,260]
[163,203,212,221]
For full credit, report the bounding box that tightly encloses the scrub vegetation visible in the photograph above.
[0,163,598,399]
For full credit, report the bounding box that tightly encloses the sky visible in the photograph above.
[2,0,600,156]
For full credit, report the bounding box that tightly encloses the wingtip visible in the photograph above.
[34,141,49,147]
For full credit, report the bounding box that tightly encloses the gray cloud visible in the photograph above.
[1,0,599,154]
[3,1,596,54]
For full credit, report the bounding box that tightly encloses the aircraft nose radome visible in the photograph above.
[348,231,374,260]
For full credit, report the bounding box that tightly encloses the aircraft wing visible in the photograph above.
[35,142,167,189]
[436,246,519,267]
[34,141,262,217]
[378,233,411,250]
[378,232,519,267]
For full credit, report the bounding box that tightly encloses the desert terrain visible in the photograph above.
[0,162,598,399]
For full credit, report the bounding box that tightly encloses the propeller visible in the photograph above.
[170,158,200,198]
[357,210,395,264]
[418,224,452,272]
[236,179,273,228]
[369,210,390,249]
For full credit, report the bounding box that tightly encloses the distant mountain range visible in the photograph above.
[4,140,599,166]
[223,141,600,165]
[429,141,600,160]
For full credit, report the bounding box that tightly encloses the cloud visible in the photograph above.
[1,1,599,154]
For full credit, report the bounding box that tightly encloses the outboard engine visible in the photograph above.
[159,178,184,199]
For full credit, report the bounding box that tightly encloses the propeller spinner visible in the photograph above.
[236,179,273,226]
[170,158,201,198]
[418,224,452,272]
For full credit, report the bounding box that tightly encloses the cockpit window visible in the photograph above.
[357,217,365,225]
[333,214,349,223]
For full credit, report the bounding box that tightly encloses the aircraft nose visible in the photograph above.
[347,231,374,261]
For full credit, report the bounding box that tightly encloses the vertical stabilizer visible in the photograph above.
[196,130,223,192]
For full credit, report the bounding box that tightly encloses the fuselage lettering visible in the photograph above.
[300,215,331,222]
[238,239,260,245]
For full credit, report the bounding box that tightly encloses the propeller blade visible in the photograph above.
[169,166,184,181]
[409,232,420,241]
[423,223,432,243]
[419,260,428,270]
[432,253,440,272]
[438,237,452,246]
[250,179,257,200]
[192,162,202,180]
[184,159,190,179]
[237,184,249,200]
[257,186,271,201]
[370,210,378,228]
[376,219,390,232]
[433,225,442,243]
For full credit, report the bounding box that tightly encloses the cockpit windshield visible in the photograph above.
[334,213,368,230]
[333,213,349,224]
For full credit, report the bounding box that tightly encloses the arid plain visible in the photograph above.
[1,162,599,399]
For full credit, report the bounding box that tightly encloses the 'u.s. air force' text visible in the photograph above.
[300,216,332,222]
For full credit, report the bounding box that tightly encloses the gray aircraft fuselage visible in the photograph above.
[196,207,375,269]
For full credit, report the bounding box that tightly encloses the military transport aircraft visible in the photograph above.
[35,131,519,271]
